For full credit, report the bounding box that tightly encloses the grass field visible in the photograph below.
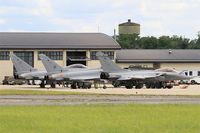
[0,89,87,95]
[0,104,200,133]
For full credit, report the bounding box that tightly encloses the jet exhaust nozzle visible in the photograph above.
[14,74,19,79]
[44,75,49,80]
[100,72,110,79]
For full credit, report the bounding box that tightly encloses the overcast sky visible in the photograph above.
[0,0,200,39]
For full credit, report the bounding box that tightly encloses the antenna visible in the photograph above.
[114,29,116,40]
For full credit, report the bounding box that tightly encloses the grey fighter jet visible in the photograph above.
[96,52,191,89]
[39,54,102,89]
[10,54,47,88]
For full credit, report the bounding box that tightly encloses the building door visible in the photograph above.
[13,51,34,75]
[67,51,87,66]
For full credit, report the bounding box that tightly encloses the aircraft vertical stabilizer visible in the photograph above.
[10,54,37,75]
[39,54,63,74]
[96,52,123,73]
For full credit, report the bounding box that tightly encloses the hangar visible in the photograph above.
[116,49,200,70]
[1,32,200,84]
[0,32,121,82]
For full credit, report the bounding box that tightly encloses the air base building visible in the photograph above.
[0,32,120,82]
[1,32,200,83]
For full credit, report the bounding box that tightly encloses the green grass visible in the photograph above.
[2,89,200,98]
[0,104,200,133]
[0,89,88,95]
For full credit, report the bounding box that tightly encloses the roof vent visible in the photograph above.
[168,49,172,54]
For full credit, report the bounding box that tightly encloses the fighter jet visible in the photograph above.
[10,54,47,88]
[96,52,191,89]
[39,54,102,89]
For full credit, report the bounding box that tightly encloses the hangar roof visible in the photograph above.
[117,49,200,63]
[0,32,121,50]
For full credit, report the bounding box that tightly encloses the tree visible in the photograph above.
[117,34,140,49]
[188,39,197,49]
[116,33,199,49]
[196,33,200,48]
[138,36,158,49]
[157,36,172,49]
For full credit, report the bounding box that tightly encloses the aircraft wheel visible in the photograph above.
[150,83,156,89]
[135,84,143,89]
[32,80,36,85]
[145,83,151,89]
[162,82,167,89]
[82,85,87,89]
[103,85,107,89]
[51,83,56,88]
[191,80,196,85]
[82,82,92,89]
[77,82,84,88]
[28,80,31,85]
[112,81,120,88]
[71,83,77,89]
[125,85,133,89]
[40,80,45,88]
[40,83,45,88]
[86,83,92,89]
[88,84,92,89]
[155,82,162,89]
[166,85,173,89]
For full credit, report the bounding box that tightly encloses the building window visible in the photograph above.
[185,72,188,76]
[14,51,34,66]
[0,51,10,60]
[38,51,63,60]
[189,71,193,76]
[198,71,200,76]
[90,51,114,60]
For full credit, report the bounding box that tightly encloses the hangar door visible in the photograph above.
[67,51,88,66]
[13,51,34,76]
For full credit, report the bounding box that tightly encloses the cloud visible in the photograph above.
[139,0,189,15]
[51,17,99,32]
[141,20,172,37]
[0,6,35,16]
[32,0,54,16]
[0,19,7,25]
[137,0,200,38]
[0,0,200,38]
[0,0,54,17]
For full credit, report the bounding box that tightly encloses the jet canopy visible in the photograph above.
[155,68,178,73]
[67,64,88,69]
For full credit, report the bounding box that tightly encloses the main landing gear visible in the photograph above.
[71,82,92,89]
[145,82,173,89]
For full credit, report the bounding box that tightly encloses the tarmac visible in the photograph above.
[0,84,200,96]
[1,84,200,105]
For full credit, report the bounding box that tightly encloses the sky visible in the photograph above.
[0,0,200,39]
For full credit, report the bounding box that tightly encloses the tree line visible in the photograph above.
[116,34,200,49]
